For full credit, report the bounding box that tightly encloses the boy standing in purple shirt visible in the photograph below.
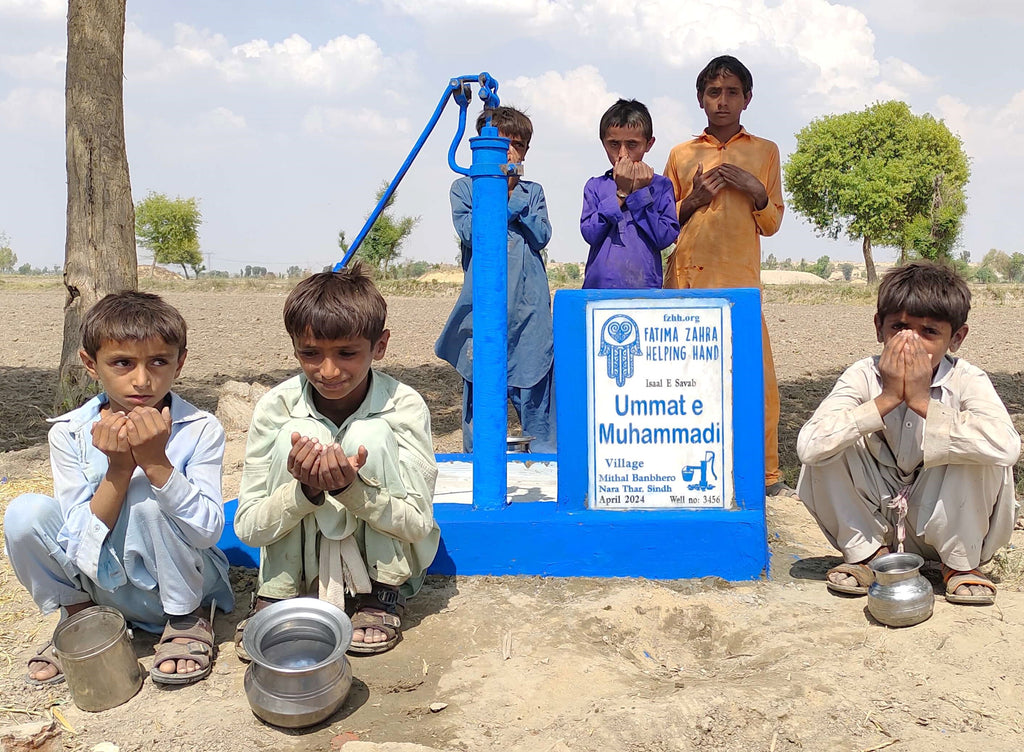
[581,99,679,289]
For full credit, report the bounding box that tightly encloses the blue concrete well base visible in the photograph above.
[429,501,767,579]
[220,498,768,580]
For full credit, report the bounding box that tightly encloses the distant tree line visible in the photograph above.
[762,248,1024,284]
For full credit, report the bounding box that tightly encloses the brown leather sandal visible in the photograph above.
[233,594,280,662]
[25,640,64,686]
[943,565,996,605]
[150,604,216,686]
[348,582,405,655]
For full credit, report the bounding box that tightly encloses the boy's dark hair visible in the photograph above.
[284,262,387,343]
[80,290,187,357]
[876,261,971,332]
[599,99,654,141]
[476,106,533,146]
[696,55,753,96]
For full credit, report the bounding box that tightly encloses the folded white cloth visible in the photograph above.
[318,535,372,610]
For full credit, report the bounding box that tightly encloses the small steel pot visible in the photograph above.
[867,552,934,627]
[507,435,534,453]
[53,606,142,712]
[242,598,353,728]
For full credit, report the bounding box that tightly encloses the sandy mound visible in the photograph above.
[419,269,464,285]
[761,270,829,285]
[137,264,183,280]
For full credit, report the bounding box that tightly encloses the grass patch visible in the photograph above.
[0,275,63,291]
[763,284,875,305]
[764,281,1024,307]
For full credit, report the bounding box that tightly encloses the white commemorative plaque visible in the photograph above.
[587,299,733,509]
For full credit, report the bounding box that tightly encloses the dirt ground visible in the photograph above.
[3,284,1024,752]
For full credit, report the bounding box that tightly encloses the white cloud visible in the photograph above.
[0,86,62,131]
[382,0,887,105]
[0,0,64,21]
[649,95,698,142]
[197,106,246,132]
[880,57,934,89]
[124,23,396,94]
[937,91,1024,158]
[858,0,1024,32]
[504,66,617,138]
[0,45,64,82]
[228,33,387,91]
[302,106,411,137]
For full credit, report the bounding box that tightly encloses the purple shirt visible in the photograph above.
[580,171,679,289]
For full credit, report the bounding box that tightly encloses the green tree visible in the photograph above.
[974,266,997,284]
[809,255,832,279]
[1008,253,1024,283]
[981,249,1011,280]
[345,181,419,277]
[784,101,970,284]
[135,192,202,279]
[0,233,15,272]
[839,263,854,282]
[762,253,778,270]
[286,265,304,278]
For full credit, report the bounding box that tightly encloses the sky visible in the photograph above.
[1,0,1023,275]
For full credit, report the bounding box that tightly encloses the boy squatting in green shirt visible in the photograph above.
[234,263,439,655]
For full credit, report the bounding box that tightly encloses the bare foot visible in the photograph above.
[944,566,997,600]
[827,547,889,590]
[28,600,94,682]
[156,607,209,675]
[352,609,390,646]
[952,581,995,598]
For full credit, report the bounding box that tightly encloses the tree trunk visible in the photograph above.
[58,0,137,412]
[862,235,877,285]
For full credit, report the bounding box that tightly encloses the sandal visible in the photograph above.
[825,562,874,596]
[766,481,800,500]
[233,594,279,663]
[150,603,216,685]
[348,582,405,655]
[25,640,64,686]
[943,566,997,605]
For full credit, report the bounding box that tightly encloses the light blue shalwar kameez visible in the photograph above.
[434,176,556,452]
[3,393,234,633]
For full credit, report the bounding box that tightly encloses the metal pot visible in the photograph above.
[867,552,934,627]
[53,606,143,712]
[507,435,534,453]
[242,598,353,728]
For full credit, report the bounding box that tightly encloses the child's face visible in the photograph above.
[500,130,529,165]
[874,311,968,372]
[698,72,751,130]
[80,337,186,415]
[292,330,390,418]
[602,125,654,167]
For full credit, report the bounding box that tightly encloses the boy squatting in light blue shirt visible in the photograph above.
[4,291,233,686]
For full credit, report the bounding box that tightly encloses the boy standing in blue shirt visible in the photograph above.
[435,106,556,452]
[581,99,679,289]
[5,292,233,686]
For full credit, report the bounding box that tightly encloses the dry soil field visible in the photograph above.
[3,281,1024,752]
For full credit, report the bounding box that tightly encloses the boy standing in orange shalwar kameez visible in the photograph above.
[663,54,790,498]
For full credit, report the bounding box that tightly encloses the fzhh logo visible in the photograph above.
[598,314,642,387]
